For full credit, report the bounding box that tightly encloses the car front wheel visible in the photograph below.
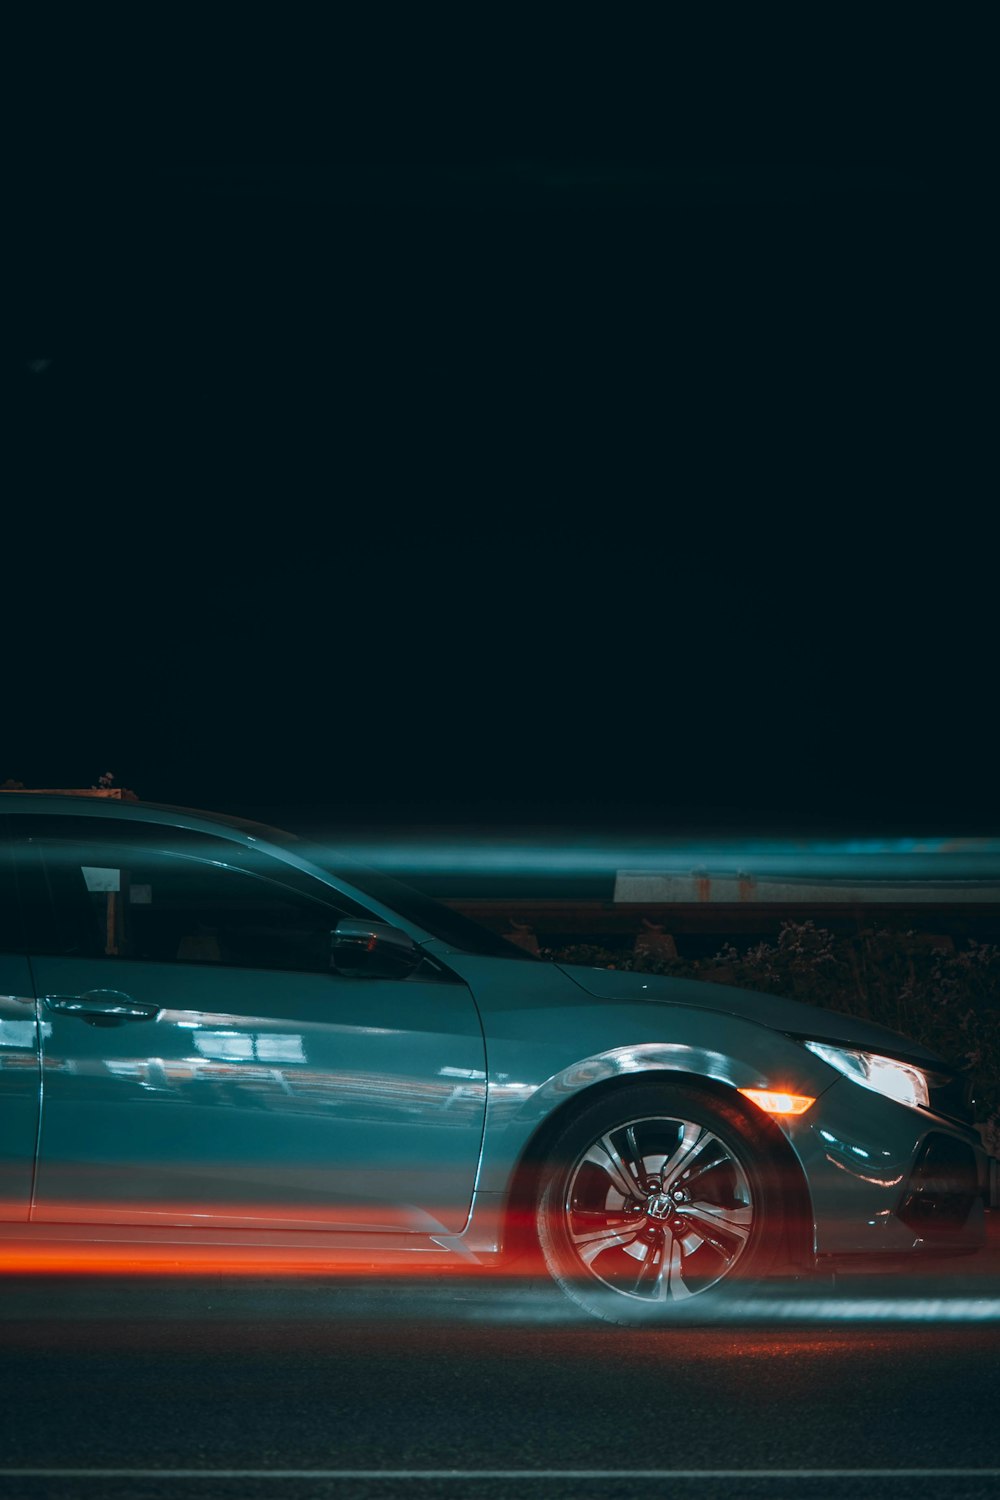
[535,1083,786,1325]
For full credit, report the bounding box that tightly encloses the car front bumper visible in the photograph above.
[790,1076,989,1258]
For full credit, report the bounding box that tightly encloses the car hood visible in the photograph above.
[555,963,949,1067]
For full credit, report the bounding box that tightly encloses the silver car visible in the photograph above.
[0,794,989,1324]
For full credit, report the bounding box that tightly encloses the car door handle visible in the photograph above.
[43,990,161,1022]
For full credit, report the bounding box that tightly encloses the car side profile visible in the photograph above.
[0,794,990,1324]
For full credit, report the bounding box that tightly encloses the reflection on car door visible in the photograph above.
[17,819,486,1234]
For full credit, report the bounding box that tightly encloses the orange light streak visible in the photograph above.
[0,1244,482,1276]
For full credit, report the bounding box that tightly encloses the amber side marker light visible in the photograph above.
[739,1088,816,1116]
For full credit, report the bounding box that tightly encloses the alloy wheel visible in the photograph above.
[564,1114,755,1303]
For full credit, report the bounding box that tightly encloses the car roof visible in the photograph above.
[0,792,297,847]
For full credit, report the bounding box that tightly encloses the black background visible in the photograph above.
[9,11,993,840]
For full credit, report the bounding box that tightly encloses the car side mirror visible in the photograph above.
[331,918,422,979]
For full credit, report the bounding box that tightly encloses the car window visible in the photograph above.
[13,817,368,974]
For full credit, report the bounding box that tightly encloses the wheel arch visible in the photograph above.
[498,1069,815,1271]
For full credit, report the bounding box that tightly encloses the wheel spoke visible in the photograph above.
[681,1153,728,1191]
[679,1201,752,1252]
[660,1123,716,1190]
[632,1231,664,1294]
[624,1125,647,1182]
[664,1233,695,1300]
[645,1228,694,1302]
[570,1221,642,1267]
[582,1134,645,1203]
[569,1208,637,1222]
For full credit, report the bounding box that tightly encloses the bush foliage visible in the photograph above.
[543,921,1000,1152]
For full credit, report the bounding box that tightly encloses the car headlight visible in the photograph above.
[803,1041,931,1110]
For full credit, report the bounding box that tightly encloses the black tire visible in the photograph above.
[535,1083,786,1326]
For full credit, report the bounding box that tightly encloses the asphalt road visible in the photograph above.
[1,1224,999,1500]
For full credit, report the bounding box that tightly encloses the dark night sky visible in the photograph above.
[9,14,994,841]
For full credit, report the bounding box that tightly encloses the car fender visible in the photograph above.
[459,988,837,1195]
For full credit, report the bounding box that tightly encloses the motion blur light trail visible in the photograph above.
[3,1271,1000,1327]
[3,1243,1000,1326]
[726,1297,1000,1322]
[0,1246,465,1275]
[319,833,1000,882]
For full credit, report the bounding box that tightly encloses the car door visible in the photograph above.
[14,814,486,1234]
[0,819,40,1222]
